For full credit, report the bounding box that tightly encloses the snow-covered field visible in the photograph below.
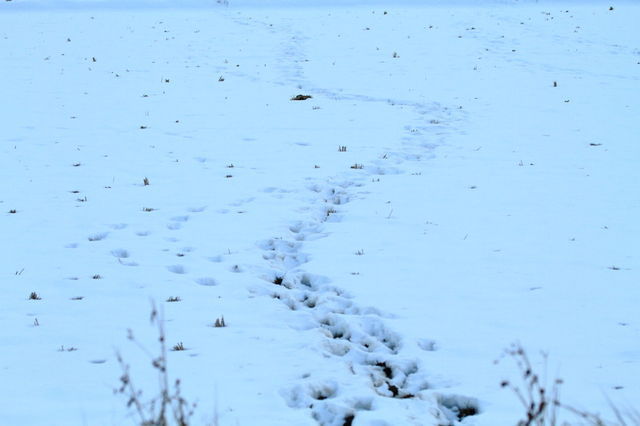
[1,0,638,424]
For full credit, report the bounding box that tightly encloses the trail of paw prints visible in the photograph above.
[167,214,189,231]
[256,182,479,425]
[65,203,210,282]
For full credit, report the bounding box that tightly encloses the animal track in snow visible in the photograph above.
[418,338,438,352]
[195,277,217,286]
[167,265,186,274]
[254,177,462,425]
[110,248,130,259]
[87,232,108,242]
[226,16,475,423]
[436,394,480,423]
[187,206,206,213]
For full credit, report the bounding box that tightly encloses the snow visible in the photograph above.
[0,1,638,425]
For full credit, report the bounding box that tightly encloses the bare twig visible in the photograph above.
[115,302,196,425]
